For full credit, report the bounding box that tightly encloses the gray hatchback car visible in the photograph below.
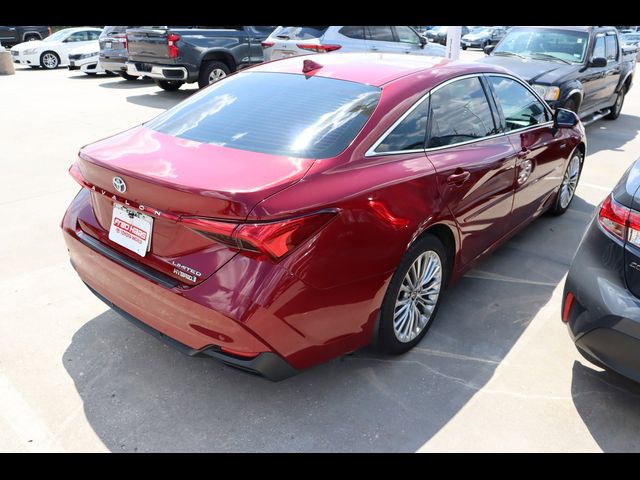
[99,26,140,80]
[262,26,446,61]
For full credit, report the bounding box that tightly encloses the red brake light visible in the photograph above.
[296,43,342,53]
[69,162,89,188]
[181,212,336,260]
[261,41,275,48]
[562,292,574,323]
[598,194,630,240]
[167,33,180,58]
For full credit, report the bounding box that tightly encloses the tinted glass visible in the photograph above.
[67,31,88,42]
[339,26,365,40]
[375,98,429,153]
[606,34,618,60]
[88,31,101,40]
[250,26,277,34]
[394,26,419,44]
[489,76,549,131]
[427,77,496,148]
[495,27,589,63]
[368,26,395,42]
[593,35,605,58]
[147,72,381,159]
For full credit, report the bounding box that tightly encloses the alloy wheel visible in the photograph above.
[208,68,227,84]
[559,155,581,209]
[393,251,442,343]
[42,53,58,69]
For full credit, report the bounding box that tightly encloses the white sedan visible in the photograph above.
[68,42,106,75]
[10,27,102,69]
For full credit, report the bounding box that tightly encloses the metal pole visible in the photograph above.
[445,26,462,60]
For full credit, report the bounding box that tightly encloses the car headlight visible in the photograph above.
[532,84,560,101]
[23,48,39,55]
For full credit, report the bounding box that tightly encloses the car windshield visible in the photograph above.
[44,29,72,42]
[470,28,491,36]
[146,72,381,159]
[494,28,589,63]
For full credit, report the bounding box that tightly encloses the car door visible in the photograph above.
[603,32,622,103]
[392,26,424,55]
[425,75,518,265]
[486,74,568,225]
[365,26,404,54]
[580,33,607,111]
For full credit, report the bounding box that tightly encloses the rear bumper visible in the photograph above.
[99,57,127,72]
[564,215,640,383]
[126,61,188,81]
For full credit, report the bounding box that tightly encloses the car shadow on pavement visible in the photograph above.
[63,193,628,452]
[585,114,640,156]
[98,78,156,89]
[571,361,640,452]
[125,90,197,110]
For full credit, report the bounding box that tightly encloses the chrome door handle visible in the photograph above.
[447,171,471,185]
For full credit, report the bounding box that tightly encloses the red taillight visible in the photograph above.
[181,212,336,260]
[562,292,574,323]
[167,33,180,58]
[598,194,630,240]
[296,43,342,53]
[69,162,89,188]
[261,41,275,48]
[114,34,127,50]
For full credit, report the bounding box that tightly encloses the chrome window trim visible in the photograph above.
[365,72,555,158]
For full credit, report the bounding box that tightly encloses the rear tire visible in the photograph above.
[118,71,139,81]
[462,45,468,50]
[155,79,184,91]
[198,60,231,88]
[377,234,449,355]
[605,86,626,120]
[549,151,583,215]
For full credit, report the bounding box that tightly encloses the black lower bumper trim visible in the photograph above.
[575,327,640,383]
[83,281,298,381]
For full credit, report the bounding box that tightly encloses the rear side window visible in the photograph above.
[367,26,395,42]
[339,26,365,40]
[273,26,329,40]
[394,26,420,44]
[488,76,549,131]
[606,34,619,61]
[146,72,381,159]
[375,99,429,153]
[427,77,497,148]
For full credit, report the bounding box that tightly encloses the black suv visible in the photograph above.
[99,26,140,80]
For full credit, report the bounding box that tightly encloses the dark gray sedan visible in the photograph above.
[563,158,640,383]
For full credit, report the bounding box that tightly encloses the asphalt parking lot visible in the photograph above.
[2,49,640,452]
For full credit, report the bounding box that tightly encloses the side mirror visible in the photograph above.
[419,36,427,48]
[554,108,579,128]
[484,44,496,55]
[589,56,607,68]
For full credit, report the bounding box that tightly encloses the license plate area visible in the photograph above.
[108,204,153,257]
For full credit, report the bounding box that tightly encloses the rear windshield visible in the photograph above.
[273,26,329,40]
[146,72,380,159]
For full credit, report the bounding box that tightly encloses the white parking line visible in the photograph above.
[579,182,612,192]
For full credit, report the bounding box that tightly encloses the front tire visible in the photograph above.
[40,51,60,69]
[549,151,583,215]
[562,98,578,113]
[377,234,449,355]
[605,86,626,120]
[155,79,184,91]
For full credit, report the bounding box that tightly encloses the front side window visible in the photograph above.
[67,31,88,42]
[394,26,420,44]
[427,77,497,149]
[605,34,618,61]
[375,98,429,153]
[339,26,365,40]
[489,76,549,131]
[146,72,381,159]
[593,35,606,59]
[367,26,395,42]
[88,31,101,41]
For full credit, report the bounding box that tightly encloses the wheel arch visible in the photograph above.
[407,221,458,288]
[201,50,237,72]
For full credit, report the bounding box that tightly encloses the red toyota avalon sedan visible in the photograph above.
[62,53,586,380]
